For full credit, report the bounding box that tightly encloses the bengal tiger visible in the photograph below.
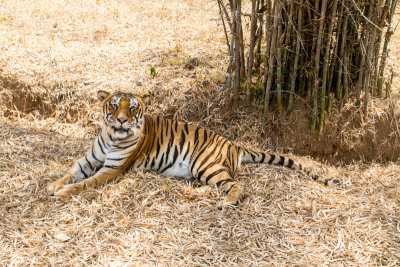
[47,90,337,207]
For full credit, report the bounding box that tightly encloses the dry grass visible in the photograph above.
[0,0,400,265]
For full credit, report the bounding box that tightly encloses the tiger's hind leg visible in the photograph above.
[217,176,244,207]
[197,167,244,207]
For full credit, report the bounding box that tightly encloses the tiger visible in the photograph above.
[47,90,337,207]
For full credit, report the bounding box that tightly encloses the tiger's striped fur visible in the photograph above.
[47,90,335,206]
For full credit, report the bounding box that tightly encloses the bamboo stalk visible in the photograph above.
[281,1,293,94]
[218,0,232,30]
[217,0,230,50]
[263,0,272,63]
[311,0,328,132]
[369,2,383,97]
[226,0,236,106]
[276,23,283,114]
[336,1,349,101]
[344,3,360,104]
[262,0,272,91]
[311,0,320,57]
[263,1,279,123]
[287,0,302,115]
[329,0,344,98]
[319,0,338,134]
[355,0,374,108]
[374,0,391,97]
[246,0,257,103]
[233,0,241,105]
[363,2,379,118]
[238,1,246,81]
[343,49,350,104]
[254,0,264,73]
[377,0,397,95]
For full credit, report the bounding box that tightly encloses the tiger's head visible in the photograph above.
[97,90,148,140]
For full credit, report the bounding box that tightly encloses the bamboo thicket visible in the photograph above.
[218,0,398,134]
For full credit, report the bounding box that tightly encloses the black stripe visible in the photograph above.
[216,179,233,187]
[174,120,178,132]
[172,146,179,164]
[99,133,109,149]
[200,130,209,148]
[205,169,226,184]
[268,154,275,164]
[225,183,235,194]
[194,127,200,142]
[288,159,294,169]
[85,155,93,170]
[184,123,189,134]
[115,142,136,150]
[278,156,285,166]
[163,126,175,164]
[157,154,165,172]
[91,147,104,163]
[169,123,175,144]
[260,153,266,163]
[104,164,119,169]
[107,157,126,161]
[97,137,105,154]
[150,157,156,169]
[144,155,151,169]
[78,162,88,178]
[108,133,114,142]
[179,130,186,152]
[159,161,174,173]
[183,141,191,160]
[160,122,164,144]
[148,131,158,154]
[165,143,171,164]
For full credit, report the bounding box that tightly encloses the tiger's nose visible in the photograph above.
[117,116,128,124]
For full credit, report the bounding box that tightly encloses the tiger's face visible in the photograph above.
[97,90,146,139]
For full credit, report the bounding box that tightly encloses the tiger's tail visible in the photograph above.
[239,148,339,186]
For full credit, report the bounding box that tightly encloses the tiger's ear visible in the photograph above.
[97,90,110,102]
[140,93,151,105]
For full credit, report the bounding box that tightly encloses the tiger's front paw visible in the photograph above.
[54,183,84,198]
[47,182,61,195]
[47,174,73,195]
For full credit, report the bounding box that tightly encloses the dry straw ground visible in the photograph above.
[0,0,399,265]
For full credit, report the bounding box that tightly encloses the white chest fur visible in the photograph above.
[161,159,192,178]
